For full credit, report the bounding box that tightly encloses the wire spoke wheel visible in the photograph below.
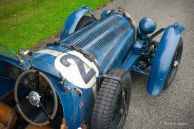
[110,87,128,129]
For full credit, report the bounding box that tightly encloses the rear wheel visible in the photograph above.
[91,69,131,129]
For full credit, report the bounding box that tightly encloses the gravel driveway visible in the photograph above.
[95,0,194,129]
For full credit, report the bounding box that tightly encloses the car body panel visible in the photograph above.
[122,40,144,71]
[60,6,92,40]
[60,14,135,74]
[0,47,26,97]
[46,74,95,128]
[147,24,184,95]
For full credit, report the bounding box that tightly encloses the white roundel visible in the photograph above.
[54,51,99,89]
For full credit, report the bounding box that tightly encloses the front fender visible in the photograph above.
[147,23,184,96]
[60,6,92,40]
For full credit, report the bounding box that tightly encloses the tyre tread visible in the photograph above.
[91,69,129,129]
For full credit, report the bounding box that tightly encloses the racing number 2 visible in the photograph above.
[60,54,96,84]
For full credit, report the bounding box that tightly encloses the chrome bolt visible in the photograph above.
[173,61,179,67]
[27,91,41,107]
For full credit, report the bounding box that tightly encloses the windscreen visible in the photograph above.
[0,45,19,61]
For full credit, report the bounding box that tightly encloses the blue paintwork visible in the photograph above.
[30,52,94,128]
[137,27,145,39]
[101,9,112,18]
[139,17,156,34]
[31,53,60,78]
[60,5,92,40]
[0,78,15,97]
[46,74,95,128]
[147,23,184,96]
[123,40,144,70]
[0,54,26,97]
[0,6,185,129]
[60,14,135,74]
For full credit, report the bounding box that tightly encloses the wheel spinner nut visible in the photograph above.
[27,91,41,107]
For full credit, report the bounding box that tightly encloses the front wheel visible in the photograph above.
[91,69,131,129]
[165,38,183,88]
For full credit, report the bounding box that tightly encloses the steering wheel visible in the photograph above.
[14,70,58,126]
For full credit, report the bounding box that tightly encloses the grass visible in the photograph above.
[0,0,109,52]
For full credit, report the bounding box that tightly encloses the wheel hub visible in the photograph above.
[173,60,179,67]
[26,91,41,107]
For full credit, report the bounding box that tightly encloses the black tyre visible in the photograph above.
[91,69,131,129]
[165,38,183,88]
[75,16,96,31]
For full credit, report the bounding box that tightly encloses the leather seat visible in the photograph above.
[0,102,17,129]
[25,124,53,129]
[0,123,6,129]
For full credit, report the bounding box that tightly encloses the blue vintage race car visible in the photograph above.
[0,6,184,129]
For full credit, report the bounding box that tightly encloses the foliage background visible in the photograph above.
[0,0,109,52]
